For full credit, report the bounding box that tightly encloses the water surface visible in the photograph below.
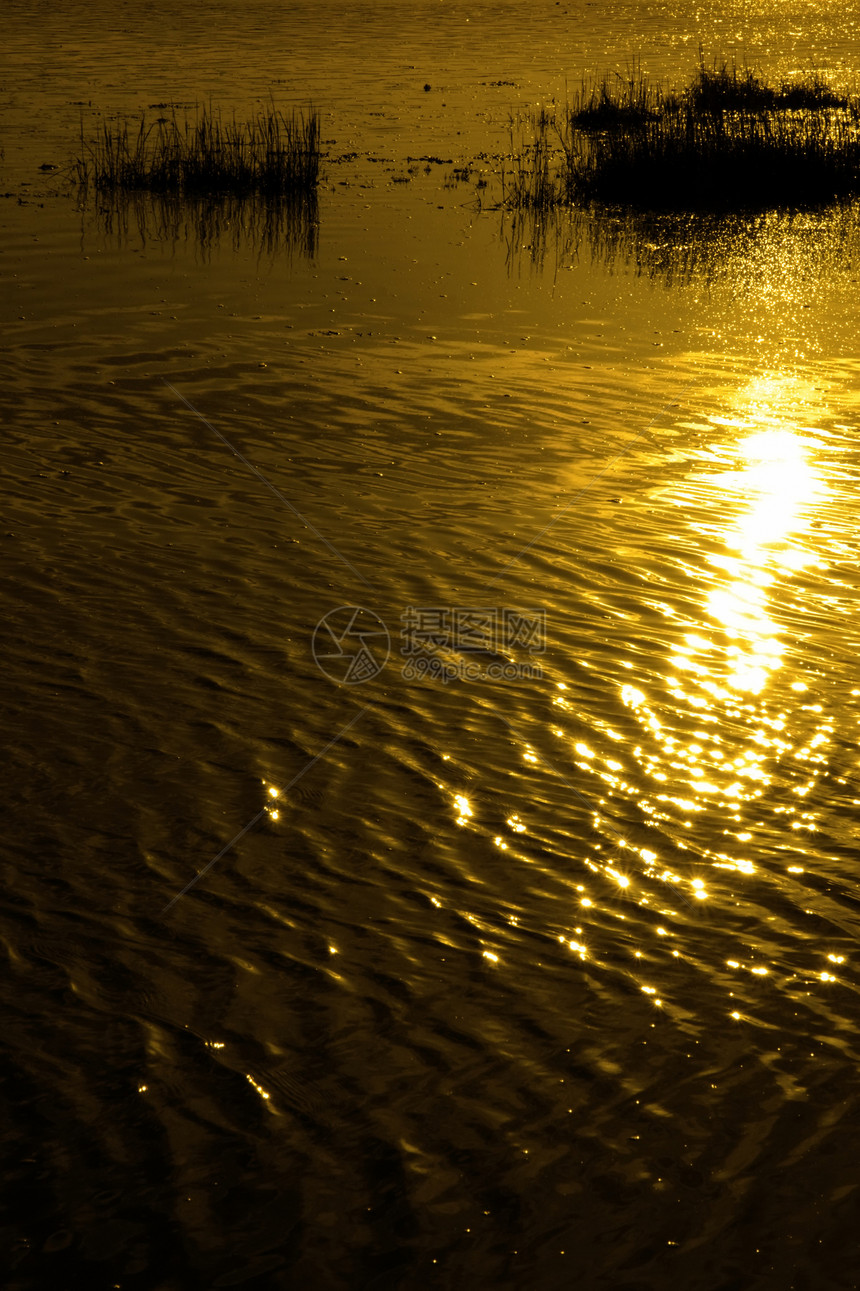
[3,2,860,1287]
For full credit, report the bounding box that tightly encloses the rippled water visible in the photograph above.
[4,2,860,1287]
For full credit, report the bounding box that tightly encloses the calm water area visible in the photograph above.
[4,1,860,1287]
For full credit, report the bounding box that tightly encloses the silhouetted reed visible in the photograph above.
[503,62,860,211]
[500,108,576,211]
[75,104,320,198]
[572,59,848,127]
[571,60,672,129]
[576,106,860,207]
[688,60,847,112]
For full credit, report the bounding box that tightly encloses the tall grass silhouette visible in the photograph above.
[75,104,320,198]
[502,61,860,211]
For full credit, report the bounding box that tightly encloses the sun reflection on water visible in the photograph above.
[641,374,832,829]
[698,418,823,698]
[424,370,851,1032]
[547,373,839,946]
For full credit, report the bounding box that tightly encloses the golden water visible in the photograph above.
[4,1,860,1286]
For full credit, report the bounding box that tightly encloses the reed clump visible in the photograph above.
[571,65,668,129]
[75,104,320,198]
[500,108,576,211]
[576,105,860,207]
[503,61,860,211]
[687,61,847,112]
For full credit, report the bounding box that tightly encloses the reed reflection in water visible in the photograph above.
[501,198,860,302]
[79,187,320,259]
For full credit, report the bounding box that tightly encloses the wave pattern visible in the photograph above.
[4,1,860,1288]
